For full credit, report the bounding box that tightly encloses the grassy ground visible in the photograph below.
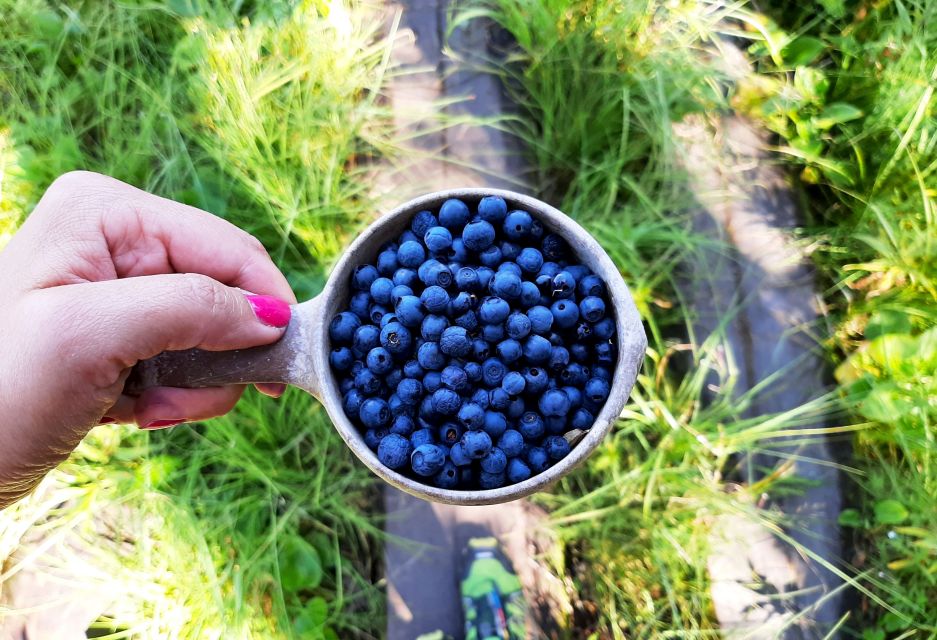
[0,1,391,637]
[480,0,935,637]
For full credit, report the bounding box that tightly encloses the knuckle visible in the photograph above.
[182,274,230,317]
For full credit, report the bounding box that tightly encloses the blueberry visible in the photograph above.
[566,264,590,281]
[544,435,571,461]
[380,314,400,329]
[472,338,490,361]
[352,265,379,291]
[592,366,612,382]
[523,366,549,394]
[570,408,594,430]
[585,377,610,403]
[506,312,532,340]
[420,286,450,314]
[421,314,449,341]
[463,219,496,251]
[396,378,423,405]
[570,342,590,363]
[423,370,443,392]
[507,396,525,419]
[519,281,541,307]
[455,310,479,332]
[538,261,561,279]
[355,369,382,395]
[364,347,392,375]
[503,210,532,240]
[364,428,388,450]
[516,247,544,274]
[461,430,492,459]
[393,267,419,287]
[403,359,424,379]
[329,312,361,344]
[446,265,475,291]
[342,389,364,419]
[424,226,453,253]
[595,341,615,365]
[400,230,419,244]
[552,271,577,299]
[458,402,485,430]
[464,362,483,383]
[391,284,414,306]
[479,245,502,267]
[550,299,580,329]
[476,266,495,290]
[577,274,605,298]
[501,371,526,396]
[391,414,416,436]
[369,277,394,305]
[490,271,522,299]
[562,386,583,409]
[439,326,472,358]
[539,389,571,417]
[497,261,522,277]
[481,356,508,388]
[449,442,472,466]
[377,249,399,276]
[360,397,392,429]
[417,342,446,371]
[499,430,524,457]
[506,458,532,484]
[522,306,551,335]
[378,433,412,469]
[439,198,470,229]
[479,470,506,489]
[525,446,550,473]
[330,347,354,371]
[477,196,508,222]
[489,387,511,411]
[548,346,570,371]
[523,334,553,364]
[479,297,511,324]
[500,241,520,261]
[433,461,459,489]
[411,209,438,237]
[481,323,505,343]
[340,377,355,394]
[496,339,522,364]
[432,388,462,416]
[518,411,545,439]
[350,361,365,377]
[448,238,468,263]
[593,317,615,340]
[349,291,371,321]
[392,295,422,328]
[385,370,403,389]
[411,444,447,476]
[438,422,465,445]
[577,296,605,323]
[480,447,507,474]
[561,362,589,386]
[541,233,570,260]
[368,303,390,324]
[441,365,470,393]
[544,415,566,434]
[410,428,435,449]
[449,292,475,315]
[420,260,453,288]
[380,321,413,355]
[575,323,594,342]
[482,411,508,438]
[397,241,426,268]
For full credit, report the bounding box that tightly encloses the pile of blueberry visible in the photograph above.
[329,196,617,490]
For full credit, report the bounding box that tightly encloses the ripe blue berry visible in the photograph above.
[526,447,550,473]
[352,265,379,291]
[439,198,470,229]
[550,299,579,329]
[397,241,425,268]
[478,245,502,267]
[595,341,615,365]
[525,306,553,334]
[458,402,485,430]
[577,274,604,298]
[424,226,453,253]
[516,247,544,274]
[476,266,495,290]
[490,271,522,299]
[387,391,408,415]
[477,196,507,222]
[342,389,364,418]
[562,362,590,386]
[523,366,549,394]
[551,271,576,299]
[449,292,474,315]
[360,397,392,429]
[464,362,483,383]
[420,286,450,314]
[480,447,507,474]
[585,377,610,403]
[368,303,390,324]
[455,266,480,291]
[570,342,590,363]
[519,411,545,440]
[433,462,459,488]
[461,430,492,459]
[501,371,526,396]
[522,334,551,364]
[593,366,612,381]
[499,430,524,457]
[394,295,423,328]
[449,442,472,466]
[403,359,423,379]
[390,285,413,307]
[496,339,522,364]
[541,233,569,260]
[396,378,423,405]
[417,342,446,371]
[481,323,505,343]
[563,386,583,409]
[548,346,570,371]
[483,411,507,438]
[422,371,443,393]
[329,312,361,344]
[441,365,470,393]
[377,249,399,275]
[506,458,532,483]
[391,414,416,436]
[488,387,510,411]
[330,347,354,371]
[505,312,532,340]
[392,267,419,288]
[411,444,447,476]
[479,297,510,324]
[369,277,394,305]
[455,310,479,332]
[520,281,541,307]
[463,219,496,251]
[592,317,615,340]
[432,388,461,416]
[439,326,471,357]
[580,296,606,322]
[421,314,449,341]
[544,415,566,434]
[479,471,506,489]
[539,389,571,417]
[380,321,413,355]
[500,241,520,261]
[503,210,532,240]
[438,423,464,445]
[497,261,522,277]
[544,435,571,461]
[364,428,388,450]
[570,408,594,430]
[349,291,371,321]
[366,347,394,375]
[410,428,434,449]
[411,210,438,237]
[378,434,412,469]
[355,369,381,395]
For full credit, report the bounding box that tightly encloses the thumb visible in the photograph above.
[43,273,292,371]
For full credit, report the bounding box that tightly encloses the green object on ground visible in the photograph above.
[461,537,526,640]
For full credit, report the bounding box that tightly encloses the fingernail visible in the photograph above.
[141,419,185,430]
[256,383,287,398]
[99,417,117,425]
[246,295,291,328]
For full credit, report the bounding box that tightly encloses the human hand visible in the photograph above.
[0,171,296,508]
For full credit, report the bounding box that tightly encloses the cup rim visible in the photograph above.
[314,188,646,505]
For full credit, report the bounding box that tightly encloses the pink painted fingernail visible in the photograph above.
[246,295,291,328]
[99,417,117,425]
[141,419,185,430]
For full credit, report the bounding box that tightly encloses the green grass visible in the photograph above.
[0,1,392,636]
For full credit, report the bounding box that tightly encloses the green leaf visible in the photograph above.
[782,36,826,66]
[865,310,912,339]
[294,597,329,635]
[838,508,862,528]
[280,537,323,592]
[814,103,863,129]
[793,66,829,103]
[862,630,885,640]
[874,500,909,526]
[819,0,846,18]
